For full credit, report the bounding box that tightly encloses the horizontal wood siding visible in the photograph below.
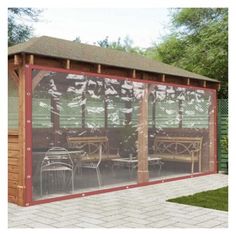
[8,129,20,203]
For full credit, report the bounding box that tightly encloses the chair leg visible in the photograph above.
[191,161,194,174]
[96,167,102,187]
[199,157,201,172]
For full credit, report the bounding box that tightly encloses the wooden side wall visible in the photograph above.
[8,130,20,203]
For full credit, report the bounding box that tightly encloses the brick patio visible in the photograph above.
[8,174,228,228]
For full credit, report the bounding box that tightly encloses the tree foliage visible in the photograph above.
[97,35,145,55]
[8,8,42,46]
[152,8,228,98]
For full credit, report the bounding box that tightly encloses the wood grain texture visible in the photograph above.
[8,130,19,204]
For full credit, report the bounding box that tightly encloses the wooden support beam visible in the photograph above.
[152,95,156,128]
[132,69,136,78]
[8,68,19,84]
[137,83,149,183]
[14,55,21,66]
[32,71,48,92]
[104,84,108,128]
[203,80,207,88]
[51,97,60,145]
[187,78,190,85]
[81,84,87,128]
[17,54,26,206]
[178,100,183,128]
[97,64,101,74]
[29,54,34,65]
[217,83,221,91]
[208,94,217,172]
[66,59,70,69]
[161,74,165,82]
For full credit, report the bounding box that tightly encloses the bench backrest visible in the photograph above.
[153,136,203,156]
[67,136,109,156]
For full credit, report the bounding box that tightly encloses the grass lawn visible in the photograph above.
[167,186,228,211]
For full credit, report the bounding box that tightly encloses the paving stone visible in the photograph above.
[74,222,100,228]
[79,217,105,225]
[8,174,228,228]
[196,219,225,228]
[101,214,126,222]
[49,219,80,227]
[23,222,55,228]
[31,216,58,225]
[120,222,145,228]
[124,216,150,225]
[146,218,178,228]
[170,222,197,228]
[99,219,128,228]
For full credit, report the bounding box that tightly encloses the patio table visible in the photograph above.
[111,156,163,177]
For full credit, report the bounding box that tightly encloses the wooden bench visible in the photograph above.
[151,136,202,174]
[66,136,120,162]
[66,136,109,161]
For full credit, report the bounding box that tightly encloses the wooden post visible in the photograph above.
[29,54,34,65]
[178,100,183,128]
[14,54,21,66]
[187,78,190,86]
[104,81,108,128]
[97,64,101,74]
[152,95,156,128]
[51,97,60,145]
[137,83,149,183]
[203,80,207,88]
[208,93,216,172]
[66,59,70,69]
[132,69,136,79]
[17,54,26,206]
[81,87,86,128]
[162,74,165,82]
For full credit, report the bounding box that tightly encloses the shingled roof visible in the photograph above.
[8,36,218,82]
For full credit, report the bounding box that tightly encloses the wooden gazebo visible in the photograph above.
[8,36,220,206]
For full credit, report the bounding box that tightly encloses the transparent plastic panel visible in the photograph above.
[8,78,18,128]
[32,70,145,200]
[31,68,216,201]
[148,85,216,180]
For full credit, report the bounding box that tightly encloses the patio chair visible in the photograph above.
[67,136,109,187]
[79,142,103,187]
[40,147,74,197]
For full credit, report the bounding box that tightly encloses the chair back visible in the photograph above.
[67,136,108,167]
[41,147,73,170]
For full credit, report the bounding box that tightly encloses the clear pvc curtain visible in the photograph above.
[148,85,215,180]
[31,68,216,201]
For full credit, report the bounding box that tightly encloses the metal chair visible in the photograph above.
[79,142,103,187]
[40,147,74,197]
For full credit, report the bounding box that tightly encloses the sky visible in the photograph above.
[33,8,171,48]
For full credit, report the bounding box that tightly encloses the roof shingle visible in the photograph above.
[8,36,218,83]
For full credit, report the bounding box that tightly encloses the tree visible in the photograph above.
[97,35,145,55]
[8,8,42,46]
[150,8,228,98]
